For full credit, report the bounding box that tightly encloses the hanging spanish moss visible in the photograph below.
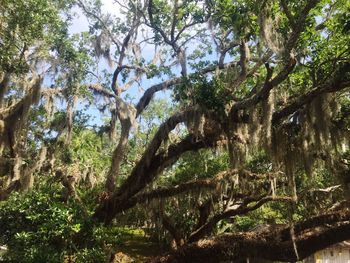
[43,92,55,121]
[185,109,205,139]
[0,76,41,153]
[20,146,47,192]
[65,95,78,145]
[261,89,275,148]
[248,106,261,149]
[93,30,113,67]
[259,2,285,56]
[109,107,117,141]
[0,73,10,108]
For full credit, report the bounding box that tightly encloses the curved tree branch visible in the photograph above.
[94,130,222,223]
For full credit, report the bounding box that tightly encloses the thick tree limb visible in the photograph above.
[113,108,199,198]
[280,209,350,240]
[123,180,218,212]
[0,73,10,108]
[105,99,136,192]
[105,119,132,192]
[101,169,281,217]
[272,62,350,124]
[161,213,185,249]
[136,77,184,117]
[117,169,247,212]
[188,195,293,243]
[0,146,47,200]
[94,132,222,223]
[87,83,116,99]
[149,209,350,263]
[194,199,213,232]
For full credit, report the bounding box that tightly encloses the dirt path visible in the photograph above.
[113,229,166,262]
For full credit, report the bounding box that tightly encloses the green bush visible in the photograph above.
[0,185,121,263]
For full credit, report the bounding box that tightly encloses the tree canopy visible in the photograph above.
[0,0,349,262]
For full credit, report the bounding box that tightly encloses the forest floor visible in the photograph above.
[113,229,167,262]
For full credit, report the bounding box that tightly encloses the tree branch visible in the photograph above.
[136,59,244,117]
[280,0,296,28]
[118,169,246,212]
[272,62,350,124]
[188,195,293,243]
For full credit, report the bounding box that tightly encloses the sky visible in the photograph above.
[67,0,221,127]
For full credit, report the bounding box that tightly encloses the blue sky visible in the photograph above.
[66,3,171,126]
[66,1,221,127]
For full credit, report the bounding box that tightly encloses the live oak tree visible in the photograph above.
[0,0,349,262]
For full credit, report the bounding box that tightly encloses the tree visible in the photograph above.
[0,0,349,261]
